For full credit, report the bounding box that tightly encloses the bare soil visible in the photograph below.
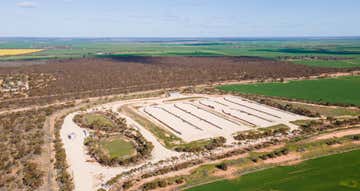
[263,153,301,164]
[314,128,360,141]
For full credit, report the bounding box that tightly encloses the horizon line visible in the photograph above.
[1,36,360,39]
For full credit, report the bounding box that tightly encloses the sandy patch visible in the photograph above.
[263,153,301,164]
[212,166,238,179]
[155,183,184,191]
[329,143,343,148]
[352,140,360,144]
[255,144,285,152]
[314,128,360,141]
[283,158,304,166]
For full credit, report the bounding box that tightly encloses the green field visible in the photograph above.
[100,136,135,159]
[218,76,360,106]
[83,113,114,128]
[187,149,360,191]
[1,38,360,68]
[293,58,360,68]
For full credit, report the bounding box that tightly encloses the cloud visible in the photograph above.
[16,1,37,8]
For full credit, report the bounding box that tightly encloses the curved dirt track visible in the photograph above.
[314,127,360,141]
[60,98,180,191]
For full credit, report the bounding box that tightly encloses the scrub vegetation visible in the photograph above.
[0,56,342,111]
[0,103,74,191]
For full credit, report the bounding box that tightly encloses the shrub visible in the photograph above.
[22,162,43,190]
[122,181,133,189]
[158,180,167,187]
[175,177,185,184]
[216,163,228,171]
[351,135,360,140]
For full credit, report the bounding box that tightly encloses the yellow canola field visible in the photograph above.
[0,49,43,56]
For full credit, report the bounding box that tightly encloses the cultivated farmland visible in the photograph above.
[187,149,360,191]
[218,75,360,106]
[1,38,360,68]
[0,49,43,56]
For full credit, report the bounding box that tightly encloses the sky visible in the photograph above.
[1,0,359,37]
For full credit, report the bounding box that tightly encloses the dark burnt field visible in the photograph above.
[0,56,350,108]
